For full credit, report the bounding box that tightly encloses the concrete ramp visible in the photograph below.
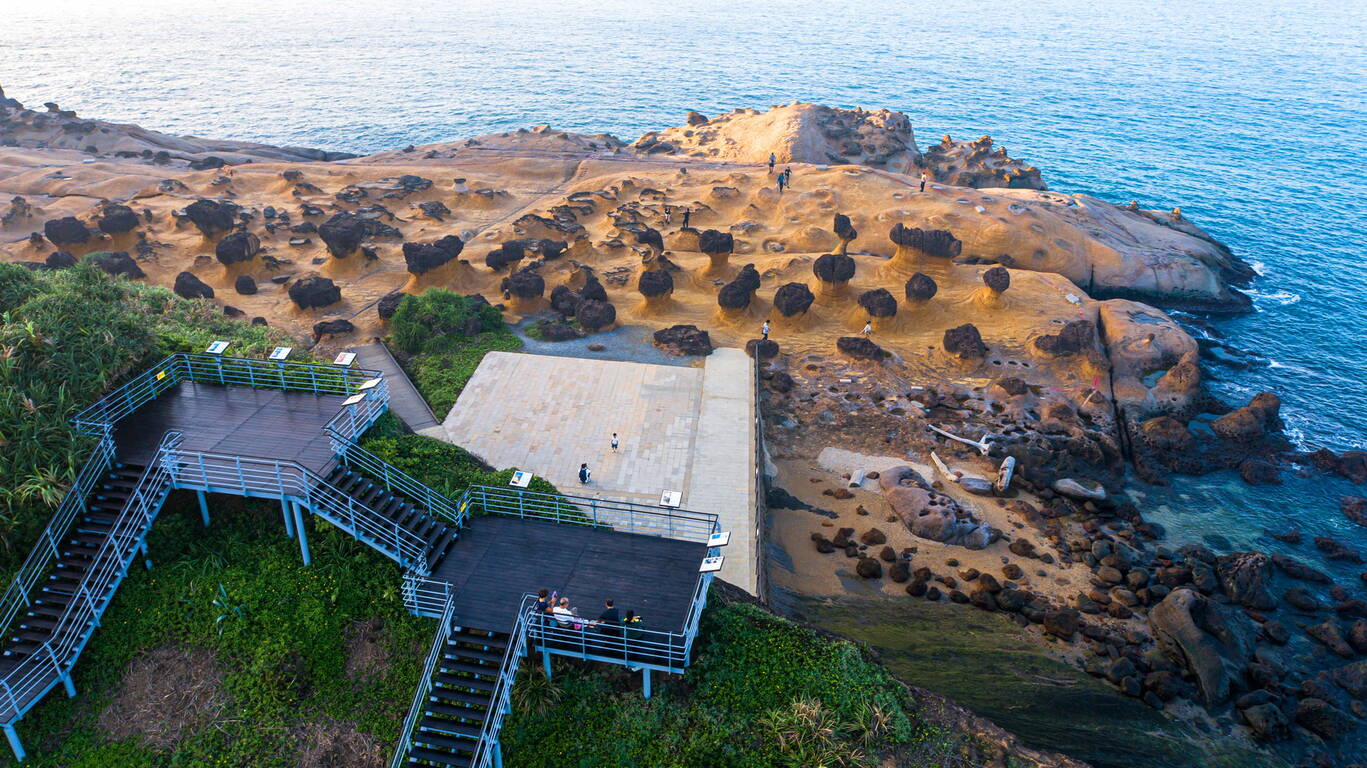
[350,343,444,437]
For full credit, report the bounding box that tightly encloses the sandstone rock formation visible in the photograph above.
[878,466,997,549]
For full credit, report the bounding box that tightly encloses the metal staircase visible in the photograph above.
[404,626,510,767]
[323,466,458,573]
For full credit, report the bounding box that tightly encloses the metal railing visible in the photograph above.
[467,598,535,768]
[162,448,431,575]
[389,588,457,768]
[0,434,115,643]
[0,432,179,724]
[72,353,383,436]
[462,485,718,544]
[402,574,454,619]
[328,429,466,529]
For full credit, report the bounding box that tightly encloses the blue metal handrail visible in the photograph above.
[389,589,456,768]
[466,597,535,768]
[0,432,180,725]
[0,434,115,642]
[162,447,431,575]
[401,574,454,619]
[328,428,466,529]
[462,485,719,544]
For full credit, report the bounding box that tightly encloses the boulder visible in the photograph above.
[504,270,545,299]
[84,251,143,279]
[855,557,883,579]
[732,264,761,292]
[1271,554,1331,583]
[1306,619,1355,658]
[403,235,465,274]
[486,241,527,271]
[1342,496,1367,527]
[833,213,858,252]
[1148,588,1250,705]
[1294,698,1352,740]
[288,276,341,309]
[697,229,734,255]
[812,252,855,284]
[234,275,258,295]
[653,325,712,356]
[1034,320,1098,357]
[631,226,664,253]
[1212,393,1281,442]
[1240,703,1291,742]
[575,300,616,331]
[96,204,139,234]
[837,336,887,361]
[982,266,1010,293]
[889,223,962,258]
[904,272,938,302]
[1238,458,1280,486]
[538,322,580,342]
[173,271,214,300]
[1052,478,1106,501]
[859,528,887,546]
[879,466,998,549]
[182,199,240,237]
[638,269,674,298]
[717,280,752,310]
[943,324,987,358]
[318,212,367,258]
[857,288,897,318]
[1138,416,1193,452]
[377,291,406,320]
[312,319,355,341]
[1215,552,1275,610]
[215,232,261,265]
[1334,658,1367,695]
[44,251,77,269]
[1043,608,1079,641]
[43,216,92,245]
[773,282,814,316]
[1315,536,1363,563]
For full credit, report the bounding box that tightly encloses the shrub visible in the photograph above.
[389,289,502,355]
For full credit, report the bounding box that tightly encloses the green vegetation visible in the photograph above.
[0,263,287,573]
[501,597,943,768]
[358,432,559,499]
[387,289,521,415]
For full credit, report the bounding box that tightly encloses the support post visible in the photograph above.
[61,673,76,698]
[293,501,312,566]
[141,539,152,571]
[3,723,24,763]
[493,741,503,768]
[196,490,210,527]
[281,498,295,539]
[542,649,551,680]
[642,667,651,699]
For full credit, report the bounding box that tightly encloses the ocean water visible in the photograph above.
[2,3,1364,564]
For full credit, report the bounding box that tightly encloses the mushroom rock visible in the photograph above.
[215,231,261,266]
[288,275,342,310]
[811,252,855,297]
[889,223,961,266]
[1148,588,1251,705]
[403,234,465,275]
[182,199,240,237]
[575,299,616,331]
[537,239,568,260]
[637,269,674,309]
[44,251,77,269]
[717,280,753,311]
[417,200,450,220]
[904,272,938,303]
[983,266,1010,294]
[550,284,582,316]
[732,264,761,292]
[837,336,888,361]
[173,271,214,300]
[234,275,258,295]
[318,212,367,258]
[833,213,858,255]
[1034,319,1099,357]
[485,240,526,272]
[653,325,713,356]
[746,339,779,360]
[504,269,545,300]
[857,288,897,318]
[96,203,139,235]
[878,466,998,549]
[579,274,608,303]
[42,216,92,246]
[377,291,406,321]
[631,225,664,254]
[943,323,987,359]
[773,282,815,317]
[698,229,734,273]
[312,319,355,342]
[84,251,143,279]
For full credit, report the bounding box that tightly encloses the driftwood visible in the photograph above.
[994,456,1016,495]
[927,424,993,455]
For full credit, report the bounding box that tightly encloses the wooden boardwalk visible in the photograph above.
[432,516,706,632]
[112,381,346,471]
[351,342,441,433]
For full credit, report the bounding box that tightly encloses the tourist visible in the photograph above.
[862,320,873,336]
[782,167,792,187]
[776,173,786,193]
[535,588,553,615]
[768,153,776,174]
[623,609,645,670]
[553,597,579,629]
[919,172,928,192]
[597,599,622,640]
[663,204,672,225]
[681,208,691,228]
[761,320,770,341]
[610,433,620,453]
[578,462,591,484]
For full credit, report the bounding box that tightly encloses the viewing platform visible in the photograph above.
[0,349,725,768]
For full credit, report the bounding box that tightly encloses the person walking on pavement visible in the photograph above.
[776,172,786,194]
[920,172,928,192]
[782,167,792,187]
[610,433,620,453]
[681,207,691,228]
[578,462,591,484]
[761,320,770,341]
[768,153,776,174]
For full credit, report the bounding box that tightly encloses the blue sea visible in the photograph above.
[3,0,1365,600]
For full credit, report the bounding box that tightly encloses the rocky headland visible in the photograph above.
[3,88,1365,767]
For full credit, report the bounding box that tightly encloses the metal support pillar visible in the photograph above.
[292,501,311,566]
[542,649,552,680]
[196,490,210,527]
[280,497,295,539]
[493,742,503,768]
[4,723,25,763]
[61,674,76,698]
[141,539,152,571]
[642,667,652,699]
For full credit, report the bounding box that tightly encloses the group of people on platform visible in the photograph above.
[533,589,646,670]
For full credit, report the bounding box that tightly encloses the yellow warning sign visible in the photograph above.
[156,371,167,380]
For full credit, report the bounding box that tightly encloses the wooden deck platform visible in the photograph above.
[432,516,707,633]
[112,381,347,471]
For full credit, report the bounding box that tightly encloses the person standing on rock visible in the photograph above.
[782,167,793,187]
[761,320,770,341]
[663,204,672,225]
[768,153,776,174]
[578,462,591,484]
[681,208,691,229]
[610,433,620,453]
[919,172,928,192]
[776,172,786,194]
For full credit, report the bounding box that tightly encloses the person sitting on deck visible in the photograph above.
[535,589,553,616]
[623,609,644,671]
[552,597,580,629]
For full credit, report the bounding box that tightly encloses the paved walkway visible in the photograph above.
[440,350,759,593]
[350,342,444,437]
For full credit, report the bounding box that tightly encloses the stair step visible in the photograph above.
[439,660,498,678]
[426,689,491,710]
[432,673,496,693]
[451,628,508,647]
[406,746,472,767]
[417,717,482,740]
[424,699,491,720]
[443,644,501,664]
